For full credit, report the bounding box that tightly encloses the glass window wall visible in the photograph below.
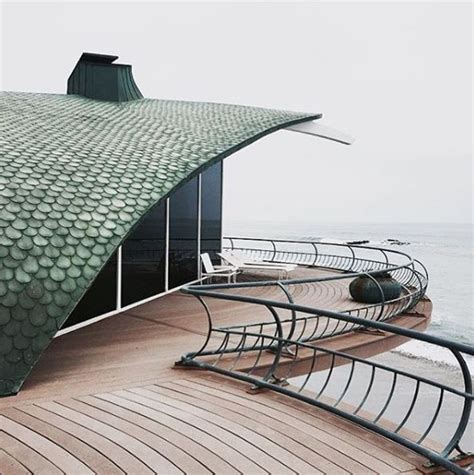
[121,200,167,306]
[65,251,117,327]
[200,162,222,262]
[168,177,199,289]
[64,163,223,326]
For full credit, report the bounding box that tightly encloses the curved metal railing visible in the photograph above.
[176,238,472,472]
[224,236,427,274]
[218,237,429,342]
[179,286,473,474]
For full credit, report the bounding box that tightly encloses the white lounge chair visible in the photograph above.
[218,251,296,279]
[201,253,238,283]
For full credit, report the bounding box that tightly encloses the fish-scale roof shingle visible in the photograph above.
[0,90,319,396]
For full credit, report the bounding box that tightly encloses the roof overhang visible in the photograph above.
[285,121,355,145]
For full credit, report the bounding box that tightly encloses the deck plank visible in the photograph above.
[163,380,332,473]
[1,407,121,475]
[193,375,423,472]
[78,394,213,474]
[0,414,92,474]
[166,380,345,473]
[58,398,184,474]
[145,382,319,474]
[155,381,383,474]
[127,386,281,473]
[171,378,406,473]
[18,404,125,474]
[96,391,242,474]
[111,388,267,473]
[36,401,154,474]
[0,431,62,475]
[0,448,31,475]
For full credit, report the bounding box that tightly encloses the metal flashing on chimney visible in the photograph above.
[67,52,143,102]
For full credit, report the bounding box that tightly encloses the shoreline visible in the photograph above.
[394,346,474,374]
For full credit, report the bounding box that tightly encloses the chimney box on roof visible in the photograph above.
[67,52,143,102]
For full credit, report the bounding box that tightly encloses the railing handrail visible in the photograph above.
[224,235,418,264]
[223,235,428,287]
[216,236,429,339]
[200,327,471,402]
[183,286,472,356]
[192,266,427,290]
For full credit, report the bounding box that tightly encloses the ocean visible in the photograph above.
[224,221,473,367]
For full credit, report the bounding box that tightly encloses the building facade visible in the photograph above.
[0,53,321,395]
[65,161,223,328]
[0,52,326,396]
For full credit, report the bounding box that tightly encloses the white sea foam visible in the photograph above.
[318,238,347,245]
[394,340,474,375]
[317,237,411,246]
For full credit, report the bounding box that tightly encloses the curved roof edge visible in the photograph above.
[0,91,320,396]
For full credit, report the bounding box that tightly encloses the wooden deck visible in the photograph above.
[1,374,441,475]
[0,268,442,474]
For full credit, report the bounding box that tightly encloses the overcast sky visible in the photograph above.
[1,1,472,225]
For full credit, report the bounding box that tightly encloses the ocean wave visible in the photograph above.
[316,237,411,246]
[393,340,474,375]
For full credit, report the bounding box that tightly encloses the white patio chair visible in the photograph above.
[218,251,297,279]
[201,253,238,283]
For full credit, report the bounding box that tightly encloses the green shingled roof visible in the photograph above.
[0,90,319,396]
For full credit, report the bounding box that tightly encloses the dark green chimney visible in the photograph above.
[67,52,143,102]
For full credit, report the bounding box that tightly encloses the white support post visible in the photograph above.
[116,245,122,310]
[165,198,170,292]
[197,173,202,280]
[220,161,224,257]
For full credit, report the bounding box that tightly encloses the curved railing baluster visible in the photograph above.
[353,365,376,415]
[394,380,421,433]
[417,388,444,444]
[441,349,473,458]
[334,359,356,407]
